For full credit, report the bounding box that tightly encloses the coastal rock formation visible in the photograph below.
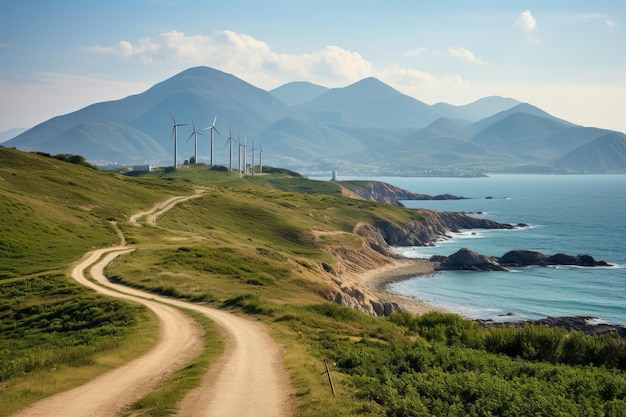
[545,253,611,267]
[332,283,403,316]
[373,209,519,247]
[436,248,509,272]
[498,250,548,266]
[437,249,612,271]
[499,250,611,267]
[340,181,466,206]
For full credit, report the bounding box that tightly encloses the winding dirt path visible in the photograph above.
[11,194,293,417]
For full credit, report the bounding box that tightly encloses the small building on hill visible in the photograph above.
[132,164,153,172]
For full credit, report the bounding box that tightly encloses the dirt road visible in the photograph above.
[11,195,293,417]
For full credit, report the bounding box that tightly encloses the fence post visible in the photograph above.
[324,360,336,396]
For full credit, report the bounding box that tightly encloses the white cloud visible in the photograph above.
[515,10,537,33]
[515,10,539,43]
[377,65,468,101]
[86,30,374,88]
[87,30,478,94]
[405,47,428,57]
[606,19,616,29]
[448,46,487,65]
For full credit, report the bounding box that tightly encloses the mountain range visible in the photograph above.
[5,66,626,175]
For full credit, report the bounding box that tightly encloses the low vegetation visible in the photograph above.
[1,147,625,416]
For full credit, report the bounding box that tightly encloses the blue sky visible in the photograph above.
[1,1,625,133]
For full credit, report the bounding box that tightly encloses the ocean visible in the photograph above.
[314,174,626,325]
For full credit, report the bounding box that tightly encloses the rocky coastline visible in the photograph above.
[435,248,612,271]
[327,181,623,337]
[477,316,626,338]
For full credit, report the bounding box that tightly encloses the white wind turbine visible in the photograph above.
[237,134,243,173]
[186,121,204,164]
[170,113,187,169]
[223,125,237,172]
[259,144,264,174]
[243,136,248,174]
[250,139,255,176]
[203,116,220,167]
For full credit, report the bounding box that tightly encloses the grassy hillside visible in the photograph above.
[1,147,625,416]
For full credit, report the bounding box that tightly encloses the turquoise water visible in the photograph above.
[316,175,626,325]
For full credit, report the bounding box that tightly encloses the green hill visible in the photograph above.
[2,148,625,417]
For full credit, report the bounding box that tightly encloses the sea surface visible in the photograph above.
[312,174,626,325]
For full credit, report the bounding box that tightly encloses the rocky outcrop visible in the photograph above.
[545,253,611,267]
[436,248,509,272]
[498,250,548,266]
[332,283,403,316]
[373,209,519,247]
[437,248,612,271]
[340,181,466,206]
[499,250,611,267]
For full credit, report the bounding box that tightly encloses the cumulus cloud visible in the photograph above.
[448,46,487,65]
[378,65,468,94]
[87,30,374,87]
[606,19,616,29]
[515,10,537,33]
[86,30,466,98]
[405,47,428,57]
[515,10,539,43]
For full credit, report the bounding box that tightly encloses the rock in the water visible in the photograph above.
[499,250,548,266]
[546,253,610,267]
[437,248,509,272]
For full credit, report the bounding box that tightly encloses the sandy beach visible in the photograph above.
[352,257,444,315]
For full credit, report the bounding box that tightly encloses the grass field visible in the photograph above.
[2,147,625,416]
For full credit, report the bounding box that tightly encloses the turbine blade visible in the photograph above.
[186,132,195,142]
[170,112,176,124]
[213,126,220,136]
[212,115,217,127]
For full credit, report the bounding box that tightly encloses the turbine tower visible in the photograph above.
[243,136,248,174]
[237,134,243,174]
[170,113,187,169]
[250,140,255,176]
[203,116,220,167]
[224,125,237,172]
[259,144,264,174]
[186,121,204,164]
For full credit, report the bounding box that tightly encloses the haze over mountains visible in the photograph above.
[5,66,626,174]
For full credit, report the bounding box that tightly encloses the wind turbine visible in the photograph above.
[203,116,220,167]
[223,125,237,172]
[237,134,243,174]
[170,113,187,169]
[186,121,204,164]
[259,144,264,174]
[250,141,254,175]
[243,136,248,174]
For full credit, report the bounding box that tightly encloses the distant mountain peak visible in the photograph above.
[270,81,329,106]
[342,77,403,98]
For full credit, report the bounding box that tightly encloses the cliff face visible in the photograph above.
[340,181,465,206]
[325,187,522,316]
[371,209,516,247]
